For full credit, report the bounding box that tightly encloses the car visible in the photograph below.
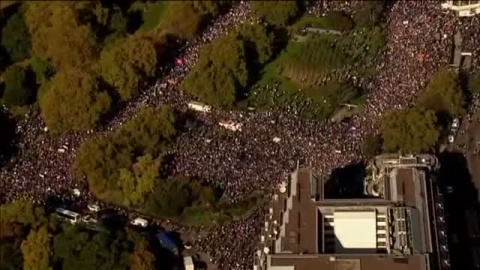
[452,118,459,129]
[446,186,453,194]
[273,137,281,143]
[87,204,100,212]
[448,135,454,143]
[130,217,148,227]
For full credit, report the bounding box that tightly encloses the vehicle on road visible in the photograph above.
[184,256,194,270]
[130,217,148,227]
[87,204,100,212]
[54,208,80,224]
[156,231,179,255]
[448,135,454,143]
[188,101,212,113]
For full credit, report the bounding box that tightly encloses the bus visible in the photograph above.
[54,208,80,224]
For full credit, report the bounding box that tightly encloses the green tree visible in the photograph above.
[74,107,176,201]
[182,34,249,107]
[0,240,23,270]
[25,2,98,70]
[53,226,129,270]
[20,225,51,270]
[2,65,34,107]
[1,7,31,62]
[146,177,196,217]
[100,35,157,101]
[251,1,300,26]
[381,107,440,153]
[118,154,161,206]
[417,69,464,116]
[39,67,111,132]
[0,199,45,238]
[30,57,53,84]
[238,23,275,65]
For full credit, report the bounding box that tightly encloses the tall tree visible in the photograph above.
[25,2,98,70]
[39,67,111,132]
[20,226,51,270]
[417,69,464,117]
[100,35,157,101]
[1,7,31,62]
[381,107,439,153]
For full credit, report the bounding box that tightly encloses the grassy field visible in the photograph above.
[132,1,170,32]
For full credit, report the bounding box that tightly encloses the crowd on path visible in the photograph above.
[0,1,478,270]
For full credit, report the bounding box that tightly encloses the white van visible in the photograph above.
[188,101,212,113]
[87,204,100,212]
[130,217,148,227]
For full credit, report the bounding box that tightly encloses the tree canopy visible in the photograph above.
[251,1,300,26]
[0,199,45,239]
[381,107,440,153]
[52,226,129,270]
[25,2,98,70]
[182,23,274,107]
[1,7,31,62]
[417,69,464,117]
[74,107,176,203]
[2,65,34,107]
[20,225,51,270]
[158,1,228,40]
[100,35,157,101]
[39,67,111,133]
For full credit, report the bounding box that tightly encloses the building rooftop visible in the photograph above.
[334,210,377,252]
[255,155,447,270]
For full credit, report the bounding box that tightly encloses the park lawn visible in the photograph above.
[135,1,170,32]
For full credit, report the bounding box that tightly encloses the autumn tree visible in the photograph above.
[417,69,465,117]
[100,35,157,101]
[381,107,440,153]
[20,226,51,270]
[127,230,155,270]
[25,2,98,70]
[251,1,300,26]
[1,6,31,62]
[39,67,111,132]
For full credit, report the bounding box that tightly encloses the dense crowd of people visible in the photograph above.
[0,1,478,270]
